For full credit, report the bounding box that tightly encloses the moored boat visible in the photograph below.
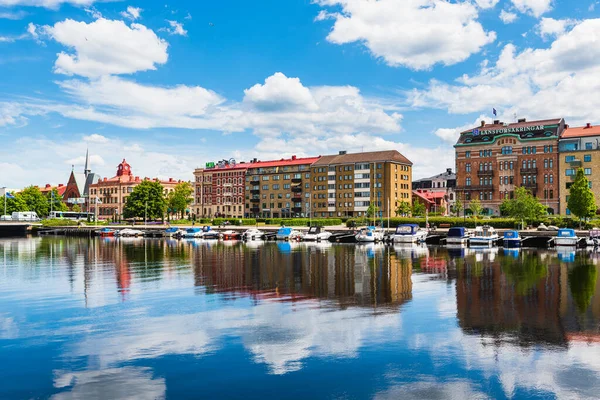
[117,228,144,237]
[555,228,579,247]
[276,227,302,241]
[97,227,116,237]
[201,226,220,240]
[220,230,241,240]
[302,226,332,242]
[502,230,521,248]
[183,227,203,238]
[164,227,183,237]
[469,226,499,247]
[586,228,600,247]
[355,226,384,243]
[241,228,264,241]
[392,224,428,243]
[445,227,470,245]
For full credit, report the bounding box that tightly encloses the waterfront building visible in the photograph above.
[455,118,565,215]
[412,168,456,215]
[62,150,101,211]
[558,123,600,215]
[412,190,448,215]
[245,155,320,218]
[193,159,248,218]
[89,159,181,220]
[310,150,412,218]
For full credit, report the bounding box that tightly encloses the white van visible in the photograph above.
[11,212,40,222]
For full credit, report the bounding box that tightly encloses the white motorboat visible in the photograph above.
[586,228,600,247]
[555,228,579,247]
[392,224,428,243]
[445,227,470,245]
[242,228,265,241]
[117,228,144,237]
[469,226,499,247]
[220,230,241,240]
[164,227,184,237]
[302,226,332,242]
[502,230,521,248]
[276,227,302,241]
[355,226,384,243]
[201,226,220,240]
[182,227,203,238]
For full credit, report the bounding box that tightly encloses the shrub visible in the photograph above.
[41,219,79,227]
[345,217,518,229]
[265,218,343,227]
[212,218,257,226]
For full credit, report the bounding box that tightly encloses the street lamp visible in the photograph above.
[2,187,6,217]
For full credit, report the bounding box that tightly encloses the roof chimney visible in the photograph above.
[518,118,526,123]
[480,121,485,127]
[339,150,347,155]
[586,123,592,128]
[446,168,452,174]
[292,155,297,160]
[493,120,500,125]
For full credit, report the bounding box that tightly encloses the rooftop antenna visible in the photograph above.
[513,113,517,123]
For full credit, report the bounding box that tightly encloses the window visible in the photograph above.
[544,159,548,169]
[549,159,554,168]
[549,174,553,184]
[586,142,593,150]
[466,178,471,186]
[585,155,592,162]
[585,168,592,175]
[509,161,514,170]
[566,169,575,176]
[465,151,471,158]
[565,155,575,162]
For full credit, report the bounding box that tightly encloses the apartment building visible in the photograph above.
[310,150,413,218]
[245,156,320,218]
[559,123,600,215]
[193,160,248,218]
[455,118,565,215]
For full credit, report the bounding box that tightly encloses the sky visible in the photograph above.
[1,0,599,188]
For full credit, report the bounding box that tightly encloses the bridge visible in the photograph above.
[0,222,38,237]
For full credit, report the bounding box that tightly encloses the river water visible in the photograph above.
[1,237,599,399]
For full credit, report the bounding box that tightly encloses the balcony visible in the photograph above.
[456,185,495,192]
[292,194,302,201]
[477,170,494,177]
[520,167,538,175]
[522,182,538,190]
[250,207,260,213]
[250,189,260,194]
[291,186,302,193]
[291,178,302,184]
[222,183,232,187]
[568,158,582,166]
[250,179,260,185]
[250,198,260,203]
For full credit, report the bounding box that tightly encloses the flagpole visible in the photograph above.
[3,188,6,217]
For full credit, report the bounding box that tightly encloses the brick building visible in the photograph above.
[193,159,248,218]
[455,118,565,215]
[310,150,412,218]
[559,123,600,215]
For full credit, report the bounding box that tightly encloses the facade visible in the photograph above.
[412,168,456,215]
[412,190,448,215]
[311,150,412,218]
[62,150,101,211]
[193,159,248,218]
[559,123,600,215]
[89,159,181,220]
[245,156,320,218]
[455,118,565,215]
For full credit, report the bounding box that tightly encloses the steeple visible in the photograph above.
[84,148,91,177]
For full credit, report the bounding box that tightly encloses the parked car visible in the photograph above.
[0,215,12,221]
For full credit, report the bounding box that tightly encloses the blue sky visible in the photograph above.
[1,0,599,188]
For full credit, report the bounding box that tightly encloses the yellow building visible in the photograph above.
[559,124,600,215]
[310,150,412,218]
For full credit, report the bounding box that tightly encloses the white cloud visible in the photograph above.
[499,10,518,24]
[474,0,499,9]
[42,18,168,78]
[0,10,27,19]
[409,18,600,126]
[82,133,108,143]
[163,20,187,36]
[120,6,142,20]
[0,0,104,8]
[537,17,577,39]
[65,154,105,166]
[434,115,491,144]
[83,6,101,19]
[510,0,552,17]
[314,0,496,70]
[243,72,318,112]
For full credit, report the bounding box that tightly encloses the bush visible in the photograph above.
[265,218,343,227]
[212,218,257,226]
[345,217,518,229]
[41,219,79,227]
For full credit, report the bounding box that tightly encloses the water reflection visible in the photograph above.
[1,238,600,399]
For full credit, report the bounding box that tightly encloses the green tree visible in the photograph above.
[366,202,379,218]
[167,182,194,219]
[500,187,546,223]
[451,197,463,217]
[412,201,426,217]
[71,204,82,212]
[3,194,27,215]
[395,201,412,217]
[19,186,49,217]
[47,188,68,214]
[569,260,598,314]
[123,180,167,221]
[568,168,597,226]
[468,199,482,218]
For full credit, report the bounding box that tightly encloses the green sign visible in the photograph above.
[206,162,215,168]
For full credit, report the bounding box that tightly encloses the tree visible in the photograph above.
[123,180,167,221]
[167,182,194,219]
[3,194,27,215]
[568,168,596,226]
[468,199,482,218]
[395,201,412,217]
[451,197,463,217]
[412,201,426,217]
[47,188,68,214]
[500,187,546,223]
[366,202,379,218]
[71,204,82,212]
[19,186,49,217]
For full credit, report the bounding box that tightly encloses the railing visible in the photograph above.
[456,185,495,191]
[250,189,260,194]
[520,167,538,174]
[291,186,302,193]
[477,170,494,177]
[522,182,538,190]
[291,178,302,183]
[250,198,260,203]
[250,180,260,185]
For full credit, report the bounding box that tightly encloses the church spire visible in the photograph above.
[84,148,90,177]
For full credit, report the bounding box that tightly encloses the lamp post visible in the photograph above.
[2,187,6,217]
[144,201,148,227]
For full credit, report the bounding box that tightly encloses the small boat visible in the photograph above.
[164,227,183,237]
[276,227,302,241]
[182,227,203,238]
[502,230,521,248]
[242,228,264,241]
[220,230,241,240]
[392,224,428,243]
[201,226,220,240]
[586,228,600,247]
[446,227,470,245]
[469,226,499,247]
[555,228,579,247]
[355,226,384,243]
[302,226,332,242]
[117,228,144,237]
[97,227,116,237]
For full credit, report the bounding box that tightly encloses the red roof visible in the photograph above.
[561,123,600,138]
[413,191,434,204]
[39,184,66,196]
[413,190,446,201]
[246,156,320,169]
